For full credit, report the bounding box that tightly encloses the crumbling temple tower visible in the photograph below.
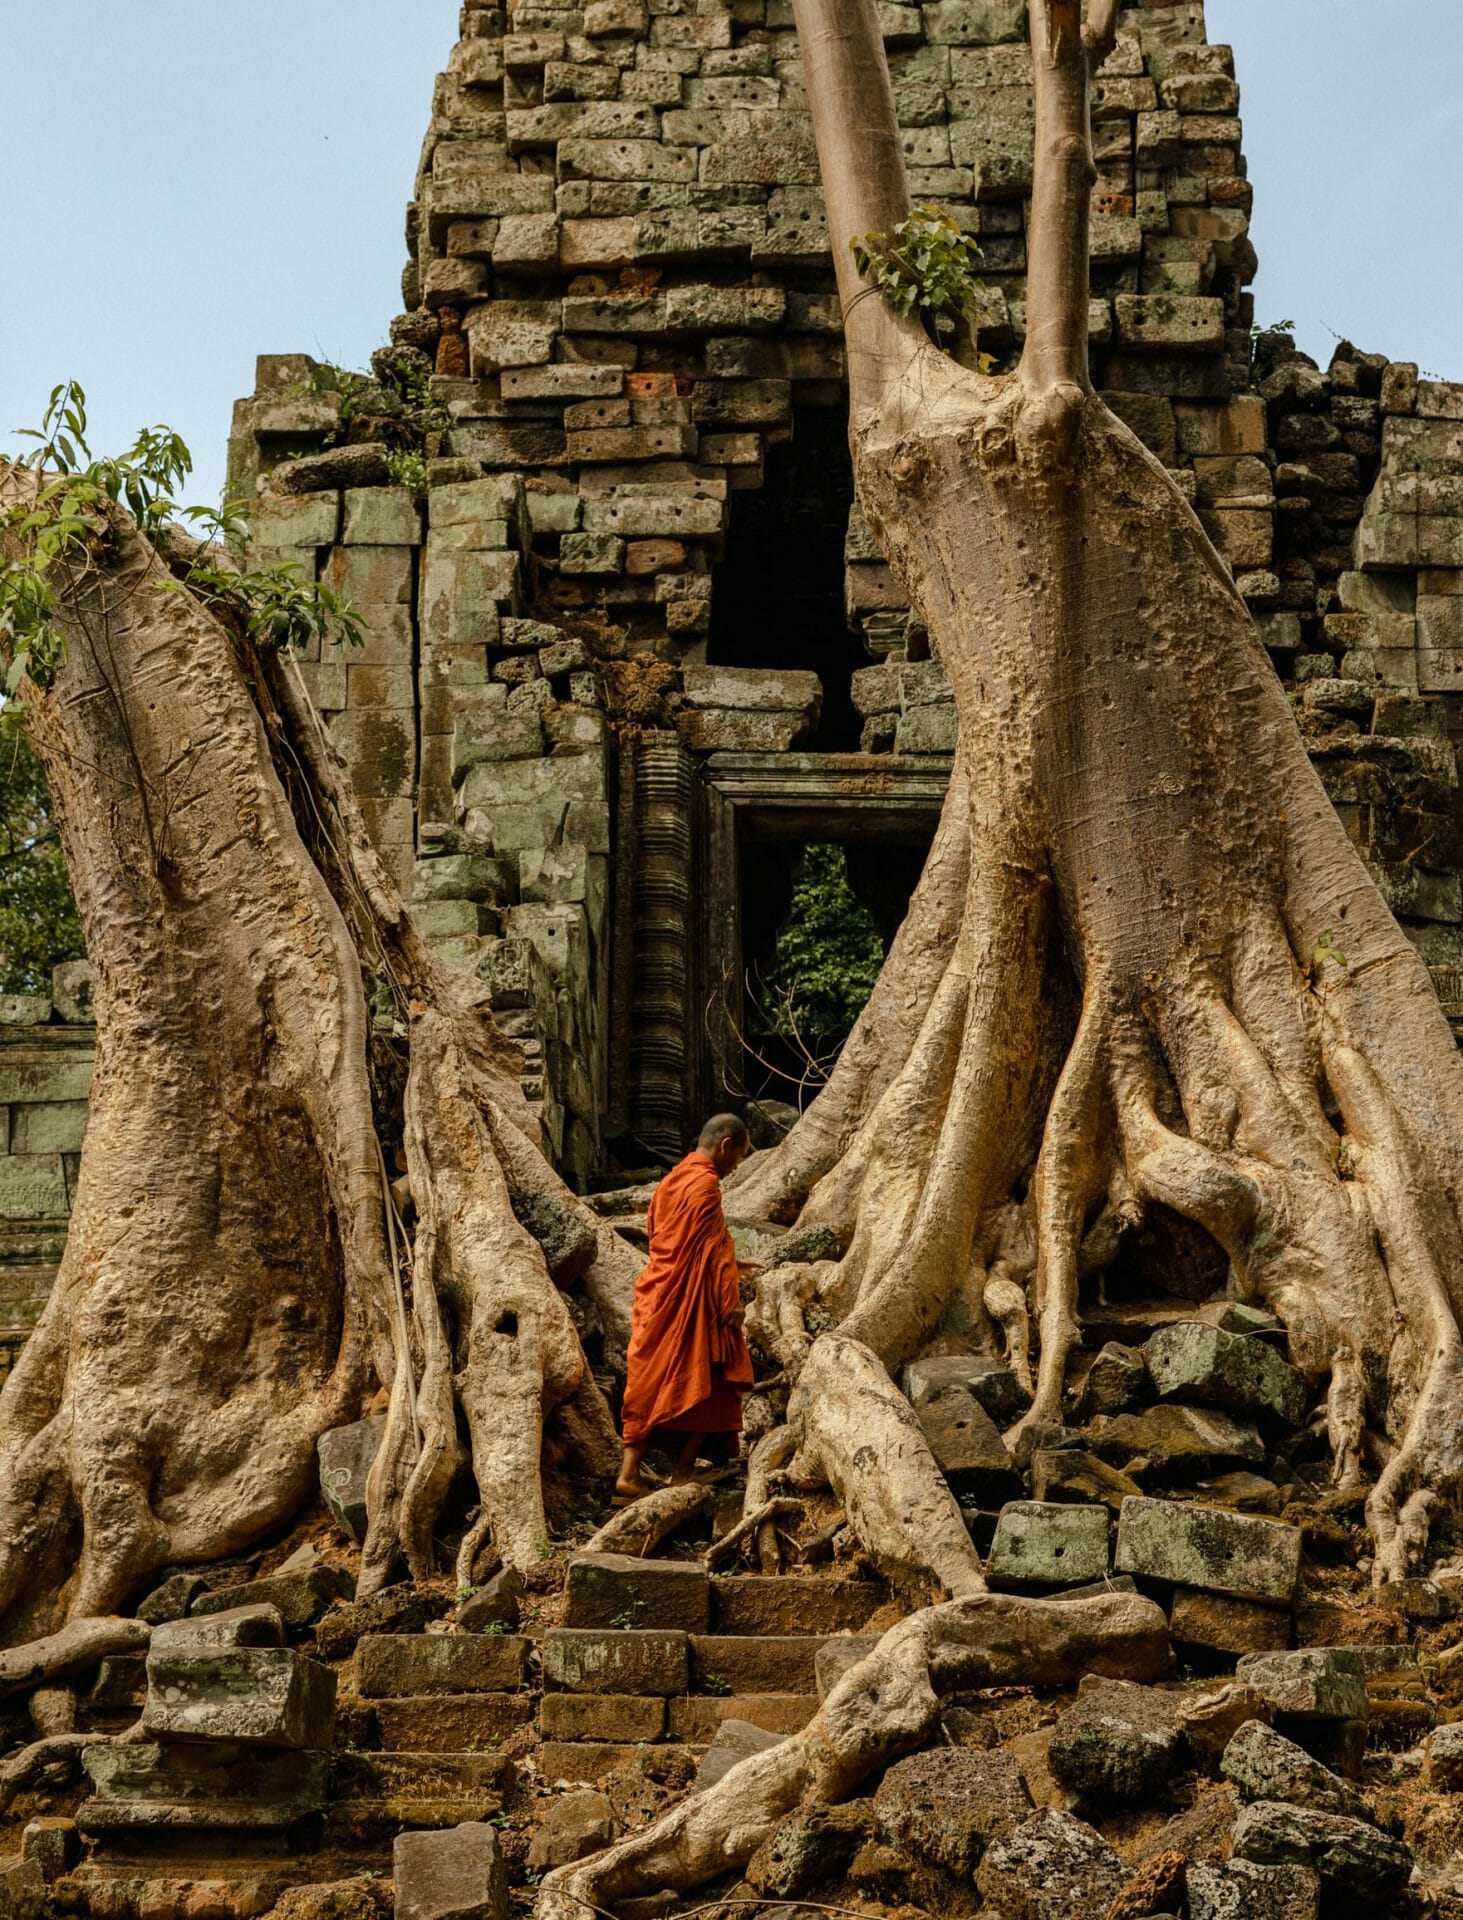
[4,0,1463,1359]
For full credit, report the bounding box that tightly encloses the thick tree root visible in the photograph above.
[583,1485,712,1557]
[534,1588,1169,1918]
[0,1618,149,1698]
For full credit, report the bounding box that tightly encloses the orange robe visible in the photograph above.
[620,1152,755,1448]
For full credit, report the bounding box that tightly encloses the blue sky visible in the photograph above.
[1,1,1459,510]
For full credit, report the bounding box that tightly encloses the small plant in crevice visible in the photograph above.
[853,204,993,367]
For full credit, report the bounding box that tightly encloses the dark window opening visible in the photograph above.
[706,407,865,750]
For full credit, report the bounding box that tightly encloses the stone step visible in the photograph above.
[689,1634,830,1695]
[77,1744,328,1835]
[373,1691,535,1751]
[709,1574,889,1635]
[327,1750,514,1837]
[539,1741,705,1785]
[356,1631,532,1697]
[668,1693,816,1741]
[540,1692,666,1742]
[543,1628,689,1696]
[564,1551,710,1631]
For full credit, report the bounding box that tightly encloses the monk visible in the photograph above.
[616,1114,755,1502]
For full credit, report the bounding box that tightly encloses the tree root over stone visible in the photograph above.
[712,0,1463,1611]
[0,470,634,1635]
[535,1588,1170,1919]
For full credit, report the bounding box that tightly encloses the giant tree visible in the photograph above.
[535,0,1463,1908]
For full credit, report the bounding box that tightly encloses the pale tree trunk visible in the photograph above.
[539,0,1463,1906]
[0,474,633,1637]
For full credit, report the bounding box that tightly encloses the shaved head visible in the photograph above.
[698,1113,750,1154]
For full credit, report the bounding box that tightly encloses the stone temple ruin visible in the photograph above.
[7,3,1463,1916]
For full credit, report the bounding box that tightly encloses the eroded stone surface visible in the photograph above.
[1115,1497,1303,1603]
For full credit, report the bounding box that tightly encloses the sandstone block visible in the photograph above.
[1030,1449,1142,1512]
[394,1821,508,1920]
[667,1693,816,1741]
[150,1605,285,1655]
[1176,1684,1274,1767]
[143,1648,335,1750]
[564,1553,709,1632]
[690,1634,826,1695]
[357,1633,531,1698]
[1232,1650,1368,1722]
[317,1416,384,1544]
[79,1741,327,1832]
[916,1386,1018,1497]
[526,1790,616,1870]
[343,487,420,546]
[696,1719,785,1791]
[192,1565,351,1631]
[1170,1587,1290,1656]
[677,708,815,751]
[903,1353,1029,1424]
[542,1628,689,1696]
[375,1693,536,1751]
[49,960,93,1025]
[1115,1498,1302,1603]
[538,1693,665,1742]
[814,1635,883,1699]
[1090,1404,1265,1474]
[1114,294,1225,354]
[709,1576,885,1636]
[987,1502,1110,1588]
[1144,1322,1305,1425]
[538,1741,660,1783]
[1425,1721,1463,1789]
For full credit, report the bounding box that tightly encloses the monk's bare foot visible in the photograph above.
[613,1477,651,1504]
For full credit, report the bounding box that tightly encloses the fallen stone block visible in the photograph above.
[315,1581,450,1660]
[915,1386,1019,1499]
[1170,1587,1290,1656]
[695,1719,786,1791]
[1078,1343,1146,1417]
[1031,1449,1142,1512]
[1048,1677,1182,1805]
[19,1815,76,1884]
[747,1802,876,1898]
[1175,1685,1274,1767]
[0,1857,42,1916]
[142,1647,335,1750]
[542,1628,688,1696]
[974,1808,1125,1920]
[1187,1857,1320,1920]
[690,1634,826,1695]
[394,1820,508,1920]
[814,1635,883,1699]
[1427,1721,1463,1789]
[136,1572,208,1626]
[987,1502,1111,1589]
[150,1604,285,1654]
[1233,1650,1368,1722]
[1089,1405,1266,1475]
[356,1633,530,1697]
[317,1417,385,1545]
[874,1745,1032,1873]
[539,1693,665,1742]
[1230,1800,1412,1897]
[1144,1321,1306,1426]
[902,1353,1030,1424]
[526,1789,616,1870]
[191,1564,352,1631]
[1220,1720,1369,1819]
[458,1568,524,1635]
[1115,1497,1303,1603]
[563,1552,710,1632]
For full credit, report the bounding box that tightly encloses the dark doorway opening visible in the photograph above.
[706,407,864,750]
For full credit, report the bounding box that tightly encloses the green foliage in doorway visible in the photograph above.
[761,843,885,1047]
[0,725,84,994]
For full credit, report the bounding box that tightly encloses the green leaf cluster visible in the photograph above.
[852,205,989,359]
[760,843,885,1046]
[0,381,365,701]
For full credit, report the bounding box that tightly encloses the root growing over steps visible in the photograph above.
[536,1587,1170,1918]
